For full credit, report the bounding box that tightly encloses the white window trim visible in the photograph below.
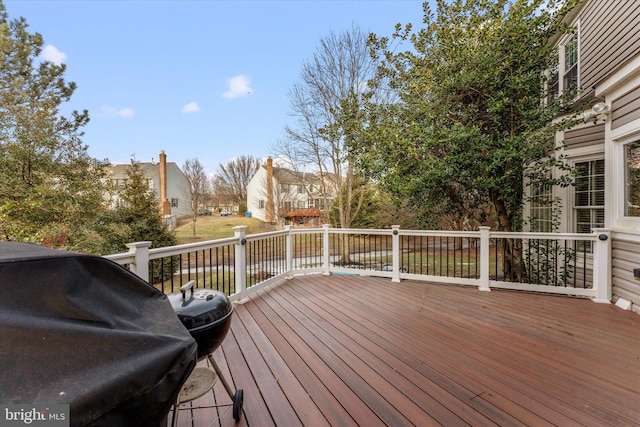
[570,155,604,234]
[617,132,640,223]
[556,21,580,99]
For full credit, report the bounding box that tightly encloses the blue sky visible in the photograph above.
[4,0,428,174]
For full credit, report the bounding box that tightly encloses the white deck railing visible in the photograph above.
[104,225,611,304]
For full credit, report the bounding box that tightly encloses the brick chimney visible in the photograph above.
[159,150,171,216]
[265,157,275,223]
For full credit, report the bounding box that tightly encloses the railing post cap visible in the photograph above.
[478,226,491,231]
[125,241,152,251]
[322,224,331,229]
[391,225,400,229]
[233,226,249,231]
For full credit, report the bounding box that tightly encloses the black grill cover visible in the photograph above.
[0,242,198,427]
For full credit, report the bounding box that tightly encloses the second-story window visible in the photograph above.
[563,33,578,91]
[297,185,304,194]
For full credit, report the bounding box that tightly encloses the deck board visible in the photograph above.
[172,275,640,426]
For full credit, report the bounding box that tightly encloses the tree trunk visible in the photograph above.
[491,194,527,282]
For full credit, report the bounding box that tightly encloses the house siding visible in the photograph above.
[563,123,604,149]
[611,85,640,130]
[580,0,640,96]
[612,235,640,314]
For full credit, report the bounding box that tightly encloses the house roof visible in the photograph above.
[105,162,179,180]
[271,166,335,186]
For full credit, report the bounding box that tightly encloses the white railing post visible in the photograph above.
[478,227,491,292]
[234,226,248,303]
[322,224,331,275]
[125,241,152,281]
[592,228,611,303]
[285,225,293,278]
[391,225,401,283]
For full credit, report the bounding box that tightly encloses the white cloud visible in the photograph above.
[182,102,199,113]
[40,44,66,65]
[223,75,253,99]
[98,106,135,118]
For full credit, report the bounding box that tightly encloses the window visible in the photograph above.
[574,159,604,235]
[296,200,305,208]
[280,183,290,192]
[171,198,179,208]
[547,29,579,103]
[258,200,265,209]
[625,141,640,216]
[312,198,326,210]
[563,34,578,90]
[297,185,304,194]
[530,181,553,232]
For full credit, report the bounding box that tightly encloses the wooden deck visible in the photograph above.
[170,274,640,426]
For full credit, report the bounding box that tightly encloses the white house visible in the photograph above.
[105,151,191,218]
[247,157,336,226]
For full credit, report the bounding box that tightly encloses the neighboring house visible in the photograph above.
[105,151,191,218]
[530,0,640,313]
[247,157,336,226]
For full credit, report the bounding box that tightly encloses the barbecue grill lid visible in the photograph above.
[168,288,232,331]
[0,242,197,427]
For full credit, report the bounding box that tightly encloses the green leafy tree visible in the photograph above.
[362,0,580,279]
[0,3,108,251]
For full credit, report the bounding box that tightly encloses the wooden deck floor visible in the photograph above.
[170,274,640,426]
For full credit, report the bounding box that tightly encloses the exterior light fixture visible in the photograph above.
[592,101,609,115]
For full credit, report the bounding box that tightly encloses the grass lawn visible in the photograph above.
[174,214,268,244]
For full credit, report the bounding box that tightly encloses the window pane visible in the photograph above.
[625,141,640,216]
[563,34,579,89]
[574,159,604,238]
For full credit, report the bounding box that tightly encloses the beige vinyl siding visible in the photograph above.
[563,123,604,149]
[612,237,640,314]
[580,0,640,96]
[612,85,640,130]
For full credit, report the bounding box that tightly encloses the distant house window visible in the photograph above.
[296,200,305,208]
[312,198,326,210]
[171,198,179,208]
[530,181,553,232]
[308,184,314,193]
[563,34,578,90]
[259,200,265,209]
[297,185,304,194]
[574,159,604,249]
[625,141,640,217]
[280,183,290,192]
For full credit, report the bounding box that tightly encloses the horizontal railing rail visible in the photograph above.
[105,225,611,304]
